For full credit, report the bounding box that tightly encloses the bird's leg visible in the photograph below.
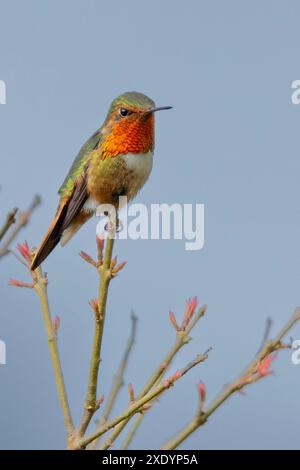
[104,210,123,232]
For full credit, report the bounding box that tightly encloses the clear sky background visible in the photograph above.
[1,0,300,450]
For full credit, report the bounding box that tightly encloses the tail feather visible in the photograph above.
[30,202,68,270]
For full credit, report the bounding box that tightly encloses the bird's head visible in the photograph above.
[101,91,172,157]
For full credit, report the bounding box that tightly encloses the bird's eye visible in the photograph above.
[120,108,129,117]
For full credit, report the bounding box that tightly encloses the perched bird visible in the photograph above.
[31,91,172,270]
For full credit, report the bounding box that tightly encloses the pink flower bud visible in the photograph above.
[17,241,31,263]
[114,260,127,274]
[128,383,135,402]
[169,311,180,331]
[89,299,98,311]
[8,278,33,288]
[256,353,277,377]
[79,251,96,266]
[197,381,206,407]
[182,296,198,329]
[53,315,60,334]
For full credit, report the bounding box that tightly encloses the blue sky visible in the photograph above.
[0,0,300,449]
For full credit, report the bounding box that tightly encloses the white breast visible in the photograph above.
[122,151,153,180]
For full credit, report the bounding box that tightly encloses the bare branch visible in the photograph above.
[0,195,41,258]
[77,350,210,449]
[90,312,138,449]
[162,308,300,450]
[104,303,207,450]
[0,207,18,241]
[10,242,74,442]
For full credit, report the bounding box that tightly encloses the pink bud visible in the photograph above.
[8,278,33,288]
[89,299,98,311]
[128,383,135,402]
[97,394,105,406]
[111,256,118,269]
[53,315,60,334]
[164,370,182,387]
[114,260,127,274]
[17,241,31,263]
[197,381,206,407]
[256,353,277,377]
[96,234,105,251]
[182,296,198,329]
[169,311,180,331]
[79,251,96,266]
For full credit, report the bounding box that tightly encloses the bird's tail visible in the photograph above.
[30,202,68,270]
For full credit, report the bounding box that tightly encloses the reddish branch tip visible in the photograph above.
[96,234,105,251]
[89,299,98,310]
[79,251,96,266]
[16,241,31,263]
[128,383,135,402]
[114,260,127,274]
[97,394,105,406]
[8,278,33,288]
[169,311,180,331]
[53,315,61,334]
[164,370,182,387]
[255,353,277,377]
[182,296,198,329]
[197,381,206,405]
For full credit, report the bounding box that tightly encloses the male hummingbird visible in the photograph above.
[31,92,172,270]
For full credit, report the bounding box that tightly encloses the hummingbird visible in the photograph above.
[30,91,172,270]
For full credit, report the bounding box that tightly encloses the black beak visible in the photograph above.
[146,106,173,114]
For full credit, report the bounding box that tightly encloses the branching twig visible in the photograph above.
[77,350,210,449]
[101,301,207,449]
[9,242,74,442]
[162,308,300,449]
[77,233,115,437]
[77,224,126,440]
[34,266,75,439]
[0,195,41,258]
[90,312,138,449]
[0,207,18,241]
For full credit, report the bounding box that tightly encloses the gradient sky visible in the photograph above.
[1,0,300,450]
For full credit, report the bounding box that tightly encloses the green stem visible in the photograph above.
[78,235,115,436]
[34,267,74,438]
[101,305,207,449]
[162,308,300,449]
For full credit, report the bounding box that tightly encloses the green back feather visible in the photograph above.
[58,129,102,198]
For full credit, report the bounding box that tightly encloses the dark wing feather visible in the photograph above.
[61,173,88,231]
[31,128,102,271]
[31,171,88,270]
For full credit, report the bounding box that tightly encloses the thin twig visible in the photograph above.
[77,350,210,449]
[0,195,41,258]
[0,207,18,241]
[102,303,207,449]
[90,312,138,449]
[77,229,116,437]
[162,308,300,449]
[33,266,75,439]
[257,316,272,353]
[10,242,74,441]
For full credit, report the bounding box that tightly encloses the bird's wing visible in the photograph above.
[58,128,102,197]
[30,129,102,270]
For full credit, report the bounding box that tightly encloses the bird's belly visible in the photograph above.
[85,151,153,211]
